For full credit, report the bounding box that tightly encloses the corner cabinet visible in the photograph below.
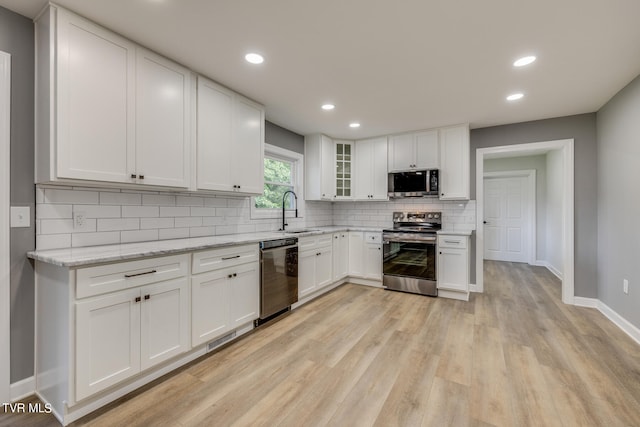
[354,137,388,200]
[196,77,264,195]
[304,134,336,200]
[439,124,470,200]
[36,6,191,189]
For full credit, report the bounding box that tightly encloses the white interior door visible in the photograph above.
[1,51,11,403]
[483,175,530,263]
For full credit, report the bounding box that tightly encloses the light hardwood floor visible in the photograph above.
[3,261,640,426]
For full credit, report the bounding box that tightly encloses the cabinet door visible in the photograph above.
[439,125,470,200]
[320,135,336,199]
[348,232,364,277]
[196,77,233,192]
[231,96,264,194]
[437,248,468,292]
[414,130,439,170]
[75,288,140,401]
[371,137,389,199]
[140,278,189,371]
[135,49,191,188]
[316,247,333,289]
[364,243,382,280]
[332,233,349,281]
[191,269,230,347]
[334,140,353,199]
[388,134,414,172]
[298,249,317,298]
[56,9,135,183]
[354,140,372,200]
[229,262,260,328]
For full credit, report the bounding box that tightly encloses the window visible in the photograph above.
[251,144,304,219]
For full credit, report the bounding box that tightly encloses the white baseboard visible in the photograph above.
[469,283,480,293]
[596,300,640,346]
[533,260,563,280]
[10,376,35,401]
[573,297,598,308]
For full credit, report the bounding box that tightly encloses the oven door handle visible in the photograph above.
[383,238,437,244]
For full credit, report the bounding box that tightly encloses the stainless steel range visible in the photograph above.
[382,211,441,296]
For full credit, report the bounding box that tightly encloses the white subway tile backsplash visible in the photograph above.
[45,188,99,205]
[72,231,120,247]
[122,205,159,218]
[121,229,159,244]
[160,206,190,217]
[97,218,140,232]
[37,204,72,219]
[140,217,175,229]
[100,192,141,206]
[35,184,475,250]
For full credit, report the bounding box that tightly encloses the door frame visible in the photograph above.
[476,139,575,304]
[483,170,536,265]
[1,51,11,403]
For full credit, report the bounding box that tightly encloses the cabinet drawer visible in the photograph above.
[76,254,189,299]
[192,244,259,275]
[299,234,333,251]
[364,232,381,244]
[438,235,468,249]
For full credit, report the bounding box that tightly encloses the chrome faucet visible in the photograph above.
[281,190,298,231]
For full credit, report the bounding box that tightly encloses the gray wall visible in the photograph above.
[0,6,35,383]
[470,113,598,298]
[265,121,304,154]
[596,74,640,328]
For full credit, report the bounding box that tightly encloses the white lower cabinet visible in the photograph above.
[349,231,382,280]
[437,234,470,294]
[332,232,349,281]
[75,272,189,401]
[191,245,259,347]
[298,235,333,298]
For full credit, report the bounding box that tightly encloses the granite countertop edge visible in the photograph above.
[28,226,384,267]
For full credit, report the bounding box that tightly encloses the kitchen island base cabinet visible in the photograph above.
[437,234,470,301]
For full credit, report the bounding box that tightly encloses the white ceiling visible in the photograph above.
[2,0,640,139]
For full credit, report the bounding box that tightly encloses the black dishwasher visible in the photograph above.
[256,238,298,325]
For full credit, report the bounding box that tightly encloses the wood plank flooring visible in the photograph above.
[3,260,640,426]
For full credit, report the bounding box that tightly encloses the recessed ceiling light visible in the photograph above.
[321,104,335,110]
[506,93,524,101]
[245,53,264,64]
[514,56,536,67]
[349,122,360,128]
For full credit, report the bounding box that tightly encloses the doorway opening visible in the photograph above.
[476,139,575,304]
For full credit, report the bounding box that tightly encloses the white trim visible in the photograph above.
[10,376,35,402]
[573,297,598,309]
[483,169,536,265]
[476,139,575,304]
[596,300,640,346]
[250,143,305,221]
[1,51,11,405]
[469,283,479,292]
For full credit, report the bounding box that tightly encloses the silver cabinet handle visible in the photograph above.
[222,255,241,260]
[124,269,156,278]
[444,240,460,244]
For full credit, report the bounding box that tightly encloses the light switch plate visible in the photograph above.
[10,206,31,228]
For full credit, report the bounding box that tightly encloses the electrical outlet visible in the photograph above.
[74,211,87,230]
[623,279,629,295]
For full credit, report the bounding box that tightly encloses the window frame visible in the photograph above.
[250,144,305,220]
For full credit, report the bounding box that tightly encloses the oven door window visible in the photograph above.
[383,241,436,281]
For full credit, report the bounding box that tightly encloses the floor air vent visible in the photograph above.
[207,331,236,352]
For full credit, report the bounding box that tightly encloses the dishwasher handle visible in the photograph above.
[260,243,298,252]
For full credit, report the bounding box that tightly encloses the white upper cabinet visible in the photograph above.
[196,77,264,195]
[439,124,470,200]
[36,6,192,189]
[304,134,336,200]
[354,137,388,200]
[388,129,438,172]
[334,140,353,200]
[51,7,135,184]
[135,49,191,188]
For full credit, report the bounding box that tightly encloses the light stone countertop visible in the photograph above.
[27,226,383,267]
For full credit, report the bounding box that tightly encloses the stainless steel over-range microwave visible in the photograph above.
[388,169,439,198]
